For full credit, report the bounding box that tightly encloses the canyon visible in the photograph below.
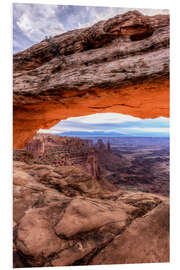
[14,134,169,196]
[14,134,114,191]
[13,134,169,267]
[13,10,170,268]
[94,137,169,196]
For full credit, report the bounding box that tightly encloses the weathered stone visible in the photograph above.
[90,200,169,265]
[16,208,67,266]
[55,198,131,238]
[13,11,169,149]
[13,161,169,267]
[14,134,116,192]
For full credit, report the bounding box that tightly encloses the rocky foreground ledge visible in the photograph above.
[13,11,169,149]
[13,161,169,267]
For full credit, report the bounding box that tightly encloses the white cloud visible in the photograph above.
[38,129,60,134]
[38,113,169,135]
[62,113,141,125]
[14,3,169,52]
[76,7,169,30]
[16,4,65,42]
[38,127,97,133]
[140,8,169,15]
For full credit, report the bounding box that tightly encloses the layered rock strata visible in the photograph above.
[13,11,169,149]
[14,134,104,183]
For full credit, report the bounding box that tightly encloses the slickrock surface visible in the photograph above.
[13,161,169,267]
[90,200,169,265]
[13,11,169,149]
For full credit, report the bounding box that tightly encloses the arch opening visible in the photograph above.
[38,112,169,138]
[13,76,169,149]
[18,112,169,196]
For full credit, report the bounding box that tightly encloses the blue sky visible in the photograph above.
[38,113,169,137]
[13,4,169,137]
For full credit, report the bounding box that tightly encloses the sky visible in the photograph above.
[13,3,169,53]
[13,3,169,137]
[38,113,169,137]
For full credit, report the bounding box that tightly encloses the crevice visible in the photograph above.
[13,249,32,268]
[89,106,112,109]
[71,200,162,265]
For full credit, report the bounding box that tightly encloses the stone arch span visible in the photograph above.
[13,11,169,149]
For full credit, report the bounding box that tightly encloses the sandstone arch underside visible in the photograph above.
[13,11,169,149]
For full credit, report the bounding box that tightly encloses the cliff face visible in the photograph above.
[25,136,45,156]
[13,11,169,149]
[14,134,102,182]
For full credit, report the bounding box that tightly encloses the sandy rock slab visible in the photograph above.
[90,201,169,265]
[13,161,169,267]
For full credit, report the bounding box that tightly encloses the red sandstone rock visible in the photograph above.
[12,10,170,267]
[13,161,169,267]
[90,200,169,265]
[20,134,102,180]
[25,136,45,157]
[13,11,169,149]
[95,139,106,152]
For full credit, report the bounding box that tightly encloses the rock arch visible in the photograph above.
[13,11,169,149]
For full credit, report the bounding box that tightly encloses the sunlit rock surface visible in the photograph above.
[13,11,169,149]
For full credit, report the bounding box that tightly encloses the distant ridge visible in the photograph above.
[50,131,169,138]
[53,131,127,137]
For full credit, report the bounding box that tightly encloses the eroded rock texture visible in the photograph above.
[14,134,103,182]
[13,11,169,149]
[13,161,169,267]
[13,11,170,266]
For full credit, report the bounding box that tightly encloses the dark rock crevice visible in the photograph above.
[71,199,163,266]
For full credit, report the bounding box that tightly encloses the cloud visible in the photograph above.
[38,129,62,134]
[13,3,65,52]
[13,3,169,53]
[65,113,141,124]
[37,113,169,136]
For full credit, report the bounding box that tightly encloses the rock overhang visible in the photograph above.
[13,10,170,149]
